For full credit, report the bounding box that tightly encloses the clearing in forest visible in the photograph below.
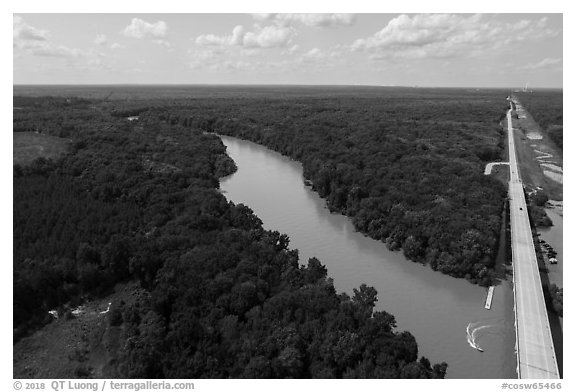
[13,132,70,166]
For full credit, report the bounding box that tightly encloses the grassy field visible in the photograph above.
[490,163,510,186]
[511,100,563,201]
[13,283,141,379]
[13,132,70,166]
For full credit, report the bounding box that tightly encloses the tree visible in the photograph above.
[353,284,378,314]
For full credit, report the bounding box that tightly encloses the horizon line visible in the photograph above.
[13,83,563,90]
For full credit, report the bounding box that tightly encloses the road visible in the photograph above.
[507,107,559,379]
[484,161,509,175]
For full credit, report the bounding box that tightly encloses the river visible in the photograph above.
[218,135,517,379]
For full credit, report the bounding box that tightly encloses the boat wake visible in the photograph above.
[467,322,493,352]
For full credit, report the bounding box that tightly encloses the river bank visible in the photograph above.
[219,135,517,379]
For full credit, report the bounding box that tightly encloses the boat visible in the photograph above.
[485,286,495,309]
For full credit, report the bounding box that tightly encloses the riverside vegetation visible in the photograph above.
[14,91,450,378]
[172,88,510,285]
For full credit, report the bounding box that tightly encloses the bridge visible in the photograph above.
[506,104,559,379]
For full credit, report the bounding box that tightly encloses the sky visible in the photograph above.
[13,13,563,88]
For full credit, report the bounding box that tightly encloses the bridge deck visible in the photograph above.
[507,107,559,379]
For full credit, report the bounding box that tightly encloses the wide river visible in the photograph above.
[219,135,517,379]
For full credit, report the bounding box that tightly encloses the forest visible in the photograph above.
[14,92,447,378]
[166,88,510,285]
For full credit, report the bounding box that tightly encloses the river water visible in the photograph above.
[219,135,517,379]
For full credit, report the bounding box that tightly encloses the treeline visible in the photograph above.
[158,89,508,285]
[548,284,563,317]
[14,96,446,378]
[515,91,563,150]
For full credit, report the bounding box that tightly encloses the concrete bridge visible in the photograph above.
[506,105,559,379]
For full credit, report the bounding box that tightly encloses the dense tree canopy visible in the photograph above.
[169,88,509,284]
[14,91,447,378]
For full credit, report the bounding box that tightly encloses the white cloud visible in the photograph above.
[122,18,168,39]
[94,34,108,46]
[15,34,94,60]
[197,24,294,49]
[31,44,84,58]
[208,60,252,72]
[296,47,345,69]
[14,21,81,59]
[110,42,124,50]
[189,47,254,71]
[253,13,356,28]
[153,39,173,48]
[13,15,48,41]
[304,48,324,59]
[188,48,223,69]
[195,26,244,46]
[243,25,294,48]
[281,44,300,55]
[240,48,261,57]
[13,18,106,70]
[230,26,246,46]
[521,57,562,70]
[288,44,300,53]
[353,14,560,61]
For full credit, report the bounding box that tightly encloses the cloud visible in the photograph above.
[122,18,168,39]
[240,48,261,57]
[15,34,91,60]
[196,25,245,46]
[188,47,258,72]
[208,60,252,72]
[188,44,344,75]
[521,57,562,70]
[13,15,48,41]
[13,15,110,73]
[189,49,251,72]
[297,47,345,69]
[303,48,324,60]
[110,42,124,50]
[352,14,560,61]
[94,34,108,46]
[253,13,356,28]
[13,17,80,59]
[188,48,223,69]
[196,24,294,49]
[153,39,173,48]
[30,44,84,58]
[282,44,300,55]
[243,25,295,48]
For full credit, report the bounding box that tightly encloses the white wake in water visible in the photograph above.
[467,322,493,352]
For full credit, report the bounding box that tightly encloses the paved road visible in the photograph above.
[507,107,559,379]
[484,161,509,175]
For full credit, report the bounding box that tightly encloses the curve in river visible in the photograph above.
[219,135,517,379]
